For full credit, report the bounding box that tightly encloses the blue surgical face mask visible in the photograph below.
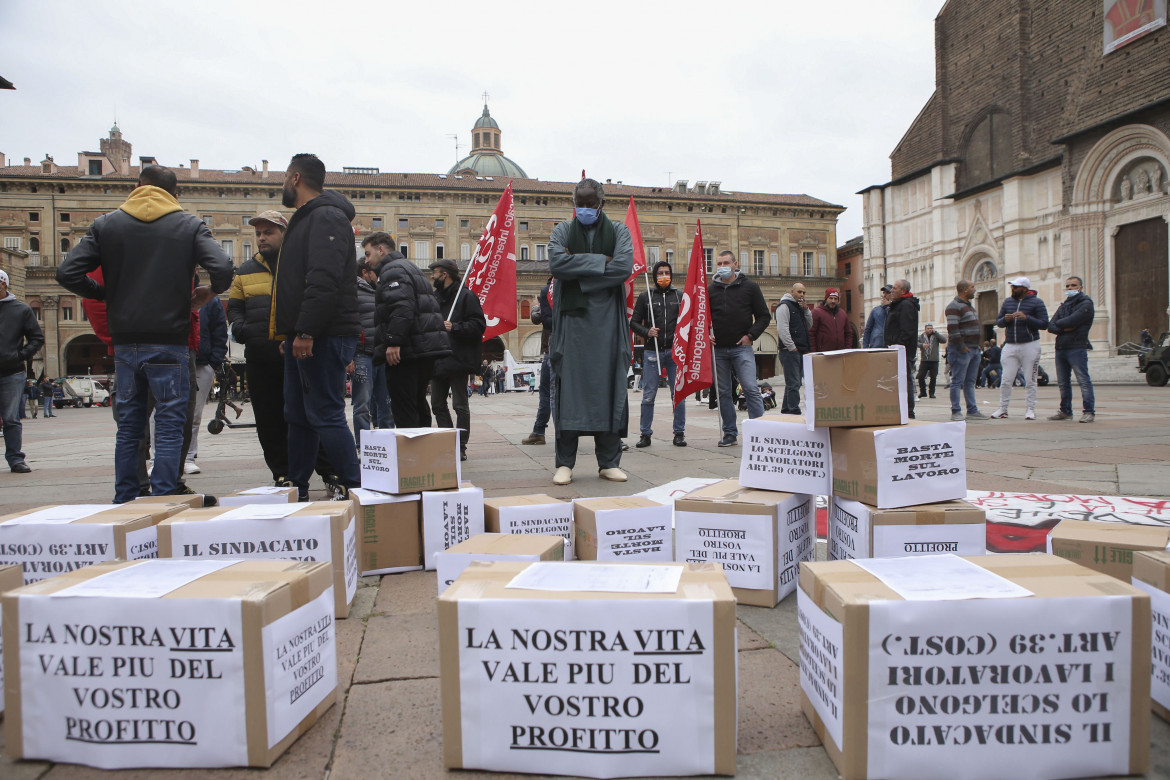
[1065,288,1080,298]
[714,266,733,281]
[575,207,599,226]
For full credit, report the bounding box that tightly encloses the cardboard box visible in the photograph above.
[0,563,21,715]
[2,558,337,768]
[156,502,358,618]
[439,561,737,777]
[219,486,298,507]
[435,533,564,594]
[484,494,575,560]
[0,504,175,583]
[803,347,908,429]
[350,488,422,575]
[134,494,207,510]
[1133,550,1170,722]
[1048,519,1170,583]
[828,498,987,560]
[421,484,485,570]
[573,496,672,562]
[830,421,966,509]
[738,415,832,494]
[674,479,814,607]
[798,554,1150,780]
[360,427,461,494]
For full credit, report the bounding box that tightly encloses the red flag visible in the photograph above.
[463,182,517,342]
[672,221,712,408]
[623,197,648,358]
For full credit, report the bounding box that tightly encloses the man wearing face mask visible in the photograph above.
[629,260,686,447]
[863,285,892,348]
[709,250,771,446]
[429,258,486,460]
[1046,276,1095,423]
[991,277,1049,420]
[547,178,633,486]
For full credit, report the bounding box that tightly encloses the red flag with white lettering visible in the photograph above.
[623,197,648,356]
[672,222,712,408]
[462,182,517,341]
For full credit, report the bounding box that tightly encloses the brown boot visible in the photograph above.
[521,433,545,445]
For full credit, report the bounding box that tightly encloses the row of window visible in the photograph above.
[30,304,83,322]
[4,236,71,253]
[24,212,69,222]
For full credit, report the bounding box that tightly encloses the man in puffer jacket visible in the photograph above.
[1046,276,1095,423]
[271,154,361,498]
[352,263,393,445]
[991,276,1049,421]
[365,232,451,428]
[429,258,485,460]
[884,278,921,419]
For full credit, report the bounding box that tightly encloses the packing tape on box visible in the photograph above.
[874,372,899,392]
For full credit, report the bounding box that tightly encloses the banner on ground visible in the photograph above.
[967,490,1170,552]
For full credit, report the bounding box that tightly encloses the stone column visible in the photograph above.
[40,295,60,377]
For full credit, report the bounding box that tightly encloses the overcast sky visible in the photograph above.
[0,0,942,241]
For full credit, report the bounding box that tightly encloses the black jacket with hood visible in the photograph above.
[630,261,682,352]
[0,296,44,376]
[57,185,233,346]
[885,294,921,351]
[271,190,360,340]
[1047,292,1094,351]
[433,279,487,377]
[371,252,451,363]
[356,275,378,356]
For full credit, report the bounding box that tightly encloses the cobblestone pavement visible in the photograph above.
[1,383,1168,779]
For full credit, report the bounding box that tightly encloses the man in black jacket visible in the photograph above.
[57,165,232,501]
[0,269,45,473]
[1047,276,1096,423]
[429,258,486,460]
[708,251,771,446]
[365,232,451,428]
[629,260,686,447]
[272,154,361,499]
[352,260,393,445]
[884,278,921,419]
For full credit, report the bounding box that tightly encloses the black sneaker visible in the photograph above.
[329,484,351,501]
[717,434,738,447]
[10,462,31,473]
[673,434,687,447]
[635,435,652,448]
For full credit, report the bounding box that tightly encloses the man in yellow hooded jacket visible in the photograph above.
[57,165,233,502]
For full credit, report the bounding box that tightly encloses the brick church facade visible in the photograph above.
[861,0,1170,376]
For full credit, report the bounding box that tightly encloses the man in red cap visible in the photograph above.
[810,288,855,352]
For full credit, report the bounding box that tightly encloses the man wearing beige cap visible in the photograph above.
[991,276,1049,420]
[228,210,293,484]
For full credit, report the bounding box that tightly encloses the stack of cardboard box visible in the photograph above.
[798,348,984,560]
[355,428,484,575]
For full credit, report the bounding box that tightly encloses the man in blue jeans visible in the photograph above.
[1047,276,1096,423]
[944,279,989,421]
[708,251,771,446]
[630,261,686,447]
[0,269,45,473]
[272,154,362,500]
[57,165,232,501]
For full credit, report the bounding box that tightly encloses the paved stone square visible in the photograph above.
[1,383,1168,779]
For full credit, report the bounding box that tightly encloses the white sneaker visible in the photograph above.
[990,408,1008,419]
[184,460,201,474]
[146,459,154,477]
[1024,410,1035,420]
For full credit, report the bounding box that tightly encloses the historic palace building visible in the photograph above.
[0,105,844,379]
[861,0,1170,377]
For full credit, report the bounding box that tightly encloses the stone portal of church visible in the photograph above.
[1113,216,1168,343]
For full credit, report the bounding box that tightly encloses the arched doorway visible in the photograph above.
[64,334,112,377]
[1114,215,1168,345]
[968,257,1001,342]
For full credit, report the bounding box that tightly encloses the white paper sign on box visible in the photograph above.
[422,485,485,570]
[456,598,718,778]
[831,421,967,509]
[866,597,1133,780]
[16,595,249,768]
[797,588,845,750]
[676,511,775,591]
[1131,579,1170,716]
[829,498,987,560]
[739,417,832,495]
[0,523,116,583]
[261,587,337,748]
[574,497,672,562]
[493,502,575,561]
[360,427,461,494]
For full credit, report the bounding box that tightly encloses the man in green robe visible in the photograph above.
[547,178,633,485]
